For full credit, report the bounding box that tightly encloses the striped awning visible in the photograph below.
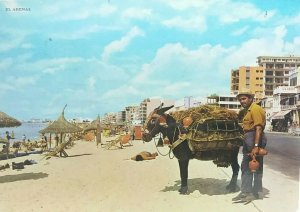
[272,110,291,120]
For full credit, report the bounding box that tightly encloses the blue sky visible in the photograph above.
[1,0,300,121]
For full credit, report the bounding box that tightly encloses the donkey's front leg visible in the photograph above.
[226,148,240,192]
[178,159,189,194]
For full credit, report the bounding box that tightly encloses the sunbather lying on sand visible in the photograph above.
[131,151,158,161]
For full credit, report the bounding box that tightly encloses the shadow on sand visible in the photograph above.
[0,172,48,183]
[161,178,243,195]
[67,153,93,157]
[161,178,237,195]
[162,178,270,198]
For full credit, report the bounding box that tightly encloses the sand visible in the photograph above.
[0,136,298,212]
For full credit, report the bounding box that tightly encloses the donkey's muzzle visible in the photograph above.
[142,133,152,142]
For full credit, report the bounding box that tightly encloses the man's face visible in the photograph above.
[238,95,253,108]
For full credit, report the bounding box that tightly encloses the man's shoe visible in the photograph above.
[252,192,259,199]
[243,193,256,201]
[232,192,248,201]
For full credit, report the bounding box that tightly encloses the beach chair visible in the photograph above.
[42,141,70,160]
[104,134,132,150]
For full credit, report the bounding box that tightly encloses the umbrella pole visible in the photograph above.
[49,133,52,149]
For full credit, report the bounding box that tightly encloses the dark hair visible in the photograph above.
[136,155,143,161]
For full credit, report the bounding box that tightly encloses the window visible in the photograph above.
[266,71,273,76]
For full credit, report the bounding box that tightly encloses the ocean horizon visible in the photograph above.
[0,122,49,143]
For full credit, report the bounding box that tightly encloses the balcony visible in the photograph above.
[281,104,297,110]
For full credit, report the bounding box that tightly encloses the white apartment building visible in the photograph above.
[206,94,241,113]
[139,98,175,124]
[103,112,117,124]
[125,105,140,124]
[257,55,300,96]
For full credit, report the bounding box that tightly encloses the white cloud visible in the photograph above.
[102,85,141,99]
[232,26,249,36]
[43,3,117,21]
[121,8,152,20]
[163,0,273,24]
[3,76,37,91]
[21,43,33,49]
[283,12,300,25]
[53,24,102,40]
[101,26,144,61]
[1,0,18,8]
[162,16,207,32]
[87,77,96,89]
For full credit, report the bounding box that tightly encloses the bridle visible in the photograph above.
[144,112,168,139]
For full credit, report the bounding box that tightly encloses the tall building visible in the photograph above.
[206,94,240,112]
[257,55,300,96]
[231,56,300,100]
[231,66,264,100]
[139,98,175,124]
[125,105,139,124]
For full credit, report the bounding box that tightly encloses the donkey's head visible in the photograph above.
[142,103,174,142]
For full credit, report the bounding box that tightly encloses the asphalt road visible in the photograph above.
[264,132,300,181]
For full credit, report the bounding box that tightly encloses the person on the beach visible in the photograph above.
[131,151,158,161]
[232,91,267,202]
[5,131,11,157]
[1,145,7,153]
[22,134,26,142]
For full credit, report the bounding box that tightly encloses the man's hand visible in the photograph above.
[251,146,259,155]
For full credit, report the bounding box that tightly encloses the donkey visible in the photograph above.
[142,104,240,194]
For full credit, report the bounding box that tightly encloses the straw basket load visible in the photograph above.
[172,105,243,167]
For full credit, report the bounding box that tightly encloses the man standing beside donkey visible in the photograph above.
[233,91,267,203]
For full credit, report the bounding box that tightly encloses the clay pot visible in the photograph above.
[258,148,268,156]
[183,117,193,128]
[249,156,259,172]
[163,138,170,145]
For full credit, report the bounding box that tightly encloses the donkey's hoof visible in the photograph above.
[178,186,188,194]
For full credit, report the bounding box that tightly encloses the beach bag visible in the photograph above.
[12,162,24,170]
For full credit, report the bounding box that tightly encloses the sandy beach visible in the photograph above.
[0,136,298,212]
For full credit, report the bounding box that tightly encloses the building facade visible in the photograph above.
[139,98,175,124]
[206,94,241,113]
[231,66,265,100]
[257,55,300,96]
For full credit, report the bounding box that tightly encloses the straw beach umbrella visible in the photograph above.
[83,115,100,132]
[0,111,22,159]
[39,105,82,147]
[83,115,102,146]
[0,111,22,128]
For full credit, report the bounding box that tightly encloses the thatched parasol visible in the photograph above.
[39,105,82,134]
[83,115,100,132]
[0,111,22,128]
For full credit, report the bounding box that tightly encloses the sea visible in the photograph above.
[0,122,49,143]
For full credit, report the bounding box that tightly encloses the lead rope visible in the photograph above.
[153,129,175,159]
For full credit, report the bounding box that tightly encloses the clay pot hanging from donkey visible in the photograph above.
[183,116,193,128]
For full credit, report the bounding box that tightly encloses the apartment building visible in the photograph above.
[124,105,139,124]
[139,98,175,124]
[231,66,265,100]
[257,55,300,96]
[206,94,240,112]
[103,112,117,124]
[231,56,300,100]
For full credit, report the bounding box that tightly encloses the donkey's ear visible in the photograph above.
[157,105,174,115]
[154,103,164,111]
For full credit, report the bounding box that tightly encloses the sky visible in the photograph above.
[1,0,300,121]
